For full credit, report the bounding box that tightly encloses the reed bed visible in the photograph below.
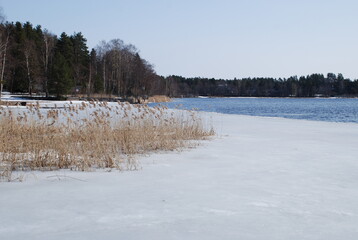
[0,101,214,181]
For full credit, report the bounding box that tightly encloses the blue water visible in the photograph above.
[150,98,358,123]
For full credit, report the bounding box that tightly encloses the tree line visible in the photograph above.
[165,73,358,98]
[1,18,357,99]
[0,19,163,99]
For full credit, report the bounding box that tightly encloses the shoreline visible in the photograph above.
[195,96,358,99]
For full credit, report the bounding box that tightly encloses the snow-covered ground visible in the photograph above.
[1,113,358,240]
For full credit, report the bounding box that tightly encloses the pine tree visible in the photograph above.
[49,33,75,96]
[10,22,27,92]
[71,32,89,93]
[49,52,73,97]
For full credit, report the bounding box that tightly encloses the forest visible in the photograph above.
[0,19,358,99]
[0,20,164,100]
[165,73,358,98]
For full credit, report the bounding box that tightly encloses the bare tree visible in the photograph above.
[95,38,157,99]
[0,9,8,100]
[96,40,110,94]
[23,39,36,95]
[87,48,97,96]
[0,32,9,99]
[109,39,124,95]
[41,29,55,97]
[0,8,4,24]
[87,54,92,97]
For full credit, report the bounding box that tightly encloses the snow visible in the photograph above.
[1,113,358,240]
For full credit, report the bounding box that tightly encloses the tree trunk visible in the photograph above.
[87,62,92,97]
[0,33,9,100]
[103,59,106,95]
[25,52,32,96]
[43,35,49,97]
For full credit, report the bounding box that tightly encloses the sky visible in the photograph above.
[1,0,358,79]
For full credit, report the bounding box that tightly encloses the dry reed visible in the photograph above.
[0,101,214,181]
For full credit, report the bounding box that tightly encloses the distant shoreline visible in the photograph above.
[194,96,358,99]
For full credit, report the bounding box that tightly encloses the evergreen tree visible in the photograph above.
[49,33,75,96]
[10,22,27,92]
[49,52,73,96]
[71,32,89,93]
[56,32,74,68]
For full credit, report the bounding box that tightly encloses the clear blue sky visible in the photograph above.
[1,0,357,79]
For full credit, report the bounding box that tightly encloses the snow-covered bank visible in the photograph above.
[1,114,358,240]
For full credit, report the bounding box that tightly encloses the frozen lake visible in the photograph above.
[1,99,358,239]
[2,113,358,240]
[151,97,358,123]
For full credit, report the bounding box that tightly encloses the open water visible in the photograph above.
[150,97,358,123]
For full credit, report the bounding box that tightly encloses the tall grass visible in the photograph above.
[0,101,214,181]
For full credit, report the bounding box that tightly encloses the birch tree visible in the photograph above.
[0,9,9,99]
[96,40,110,94]
[42,30,55,97]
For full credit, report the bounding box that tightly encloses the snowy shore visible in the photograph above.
[1,113,358,240]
